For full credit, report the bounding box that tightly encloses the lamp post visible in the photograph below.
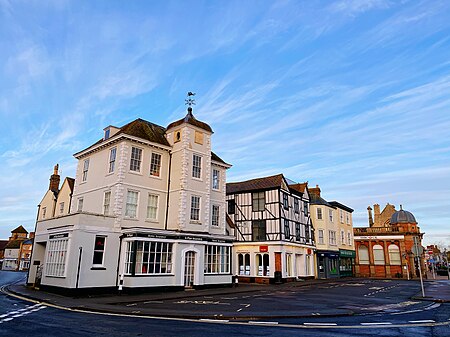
[413,236,425,297]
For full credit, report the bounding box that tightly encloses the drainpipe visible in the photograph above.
[76,247,83,291]
[164,152,172,231]
[115,235,123,288]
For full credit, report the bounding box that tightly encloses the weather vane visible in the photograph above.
[185,91,196,107]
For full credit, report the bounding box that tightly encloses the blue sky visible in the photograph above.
[1,0,449,246]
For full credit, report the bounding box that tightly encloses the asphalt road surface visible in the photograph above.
[1,271,449,337]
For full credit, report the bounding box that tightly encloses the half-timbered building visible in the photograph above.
[226,174,315,283]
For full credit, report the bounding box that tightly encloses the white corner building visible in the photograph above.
[28,105,233,293]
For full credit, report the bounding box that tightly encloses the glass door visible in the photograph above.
[184,251,196,287]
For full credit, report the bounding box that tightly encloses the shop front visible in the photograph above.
[339,249,355,277]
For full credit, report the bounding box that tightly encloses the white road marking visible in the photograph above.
[12,314,23,318]
[250,321,279,325]
[236,308,242,312]
[425,303,441,310]
[409,320,435,323]
[304,323,337,326]
[143,301,163,304]
[361,322,393,325]
[2,318,13,322]
[199,319,229,323]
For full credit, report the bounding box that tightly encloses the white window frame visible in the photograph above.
[190,195,201,221]
[150,152,162,177]
[317,208,322,220]
[126,241,173,275]
[103,191,111,215]
[329,230,336,245]
[329,209,333,222]
[82,158,89,182]
[125,190,139,218]
[42,207,47,219]
[109,147,116,173]
[45,238,69,277]
[318,229,324,244]
[212,169,220,190]
[146,193,159,221]
[211,204,220,226]
[347,231,351,246]
[92,235,106,267]
[204,245,230,274]
[294,198,299,213]
[59,202,64,215]
[77,198,83,212]
[341,230,345,245]
[130,147,143,172]
[192,154,202,179]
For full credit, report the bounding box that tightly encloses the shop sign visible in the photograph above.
[259,245,268,252]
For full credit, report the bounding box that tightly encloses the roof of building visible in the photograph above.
[166,108,213,133]
[309,193,336,208]
[120,118,171,146]
[22,238,34,245]
[0,240,8,251]
[289,183,308,194]
[67,177,75,191]
[211,151,230,166]
[329,201,354,213]
[5,239,24,249]
[390,208,417,224]
[11,225,28,234]
[226,174,285,195]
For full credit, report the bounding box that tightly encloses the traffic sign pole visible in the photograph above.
[414,236,425,297]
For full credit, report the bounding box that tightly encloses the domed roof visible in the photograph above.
[390,207,417,224]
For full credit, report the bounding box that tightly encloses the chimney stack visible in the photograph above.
[308,184,321,197]
[49,164,60,192]
[373,204,380,227]
[367,206,374,227]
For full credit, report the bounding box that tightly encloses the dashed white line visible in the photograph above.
[409,320,435,323]
[304,323,337,326]
[199,319,229,323]
[250,321,279,325]
[361,322,393,325]
[2,318,13,322]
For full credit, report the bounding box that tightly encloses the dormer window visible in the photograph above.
[104,128,110,140]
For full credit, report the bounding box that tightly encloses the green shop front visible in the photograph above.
[339,249,355,277]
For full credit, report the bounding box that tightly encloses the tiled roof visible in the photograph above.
[5,239,24,249]
[67,177,75,192]
[328,201,354,213]
[309,193,335,208]
[0,240,8,250]
[166,110,212,133]
[289,183,308,195]
[11,225,28,234]
[120,118,170,146]
[226,174,284,195]
[211,151,230,166]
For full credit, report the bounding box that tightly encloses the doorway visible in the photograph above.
[184,251,196,288]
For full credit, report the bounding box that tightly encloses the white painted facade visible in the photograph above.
[28,111,233,291]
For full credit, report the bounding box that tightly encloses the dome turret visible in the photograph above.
[390,205,417,224]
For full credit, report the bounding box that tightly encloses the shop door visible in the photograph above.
[184,251,196,288]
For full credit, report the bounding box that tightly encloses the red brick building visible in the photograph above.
[354,204,425,279]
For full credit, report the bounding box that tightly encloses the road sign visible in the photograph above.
[412,245,423,257]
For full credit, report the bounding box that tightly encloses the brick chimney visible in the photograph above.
[49,164,60,192]
[29,232,35,239]
[373,203,380,227]
[308,184,321,197]
[367,206,374,227]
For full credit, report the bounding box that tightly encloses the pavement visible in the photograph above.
[5,276,450,320]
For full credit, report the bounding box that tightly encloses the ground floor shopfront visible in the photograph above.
[233,242,315,283]
[316,250,340,279]
[339,249,355,277]
[28,214,234,293]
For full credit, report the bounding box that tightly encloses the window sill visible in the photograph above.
[192,177,203,182]
[149,174,162,180]
[105,172,115,177]
[91,267,106,270]
[129,170,143,176]
[124,217,139,221]
[190,221,202,225]
[145,219,159,224]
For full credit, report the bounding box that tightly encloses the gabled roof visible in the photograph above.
[226,174,285,195]
[328,201,354,213]
[67,177,75,192]
[11,225,28,234]
[166,109,213,133]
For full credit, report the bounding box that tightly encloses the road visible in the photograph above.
[0,271,449,336]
